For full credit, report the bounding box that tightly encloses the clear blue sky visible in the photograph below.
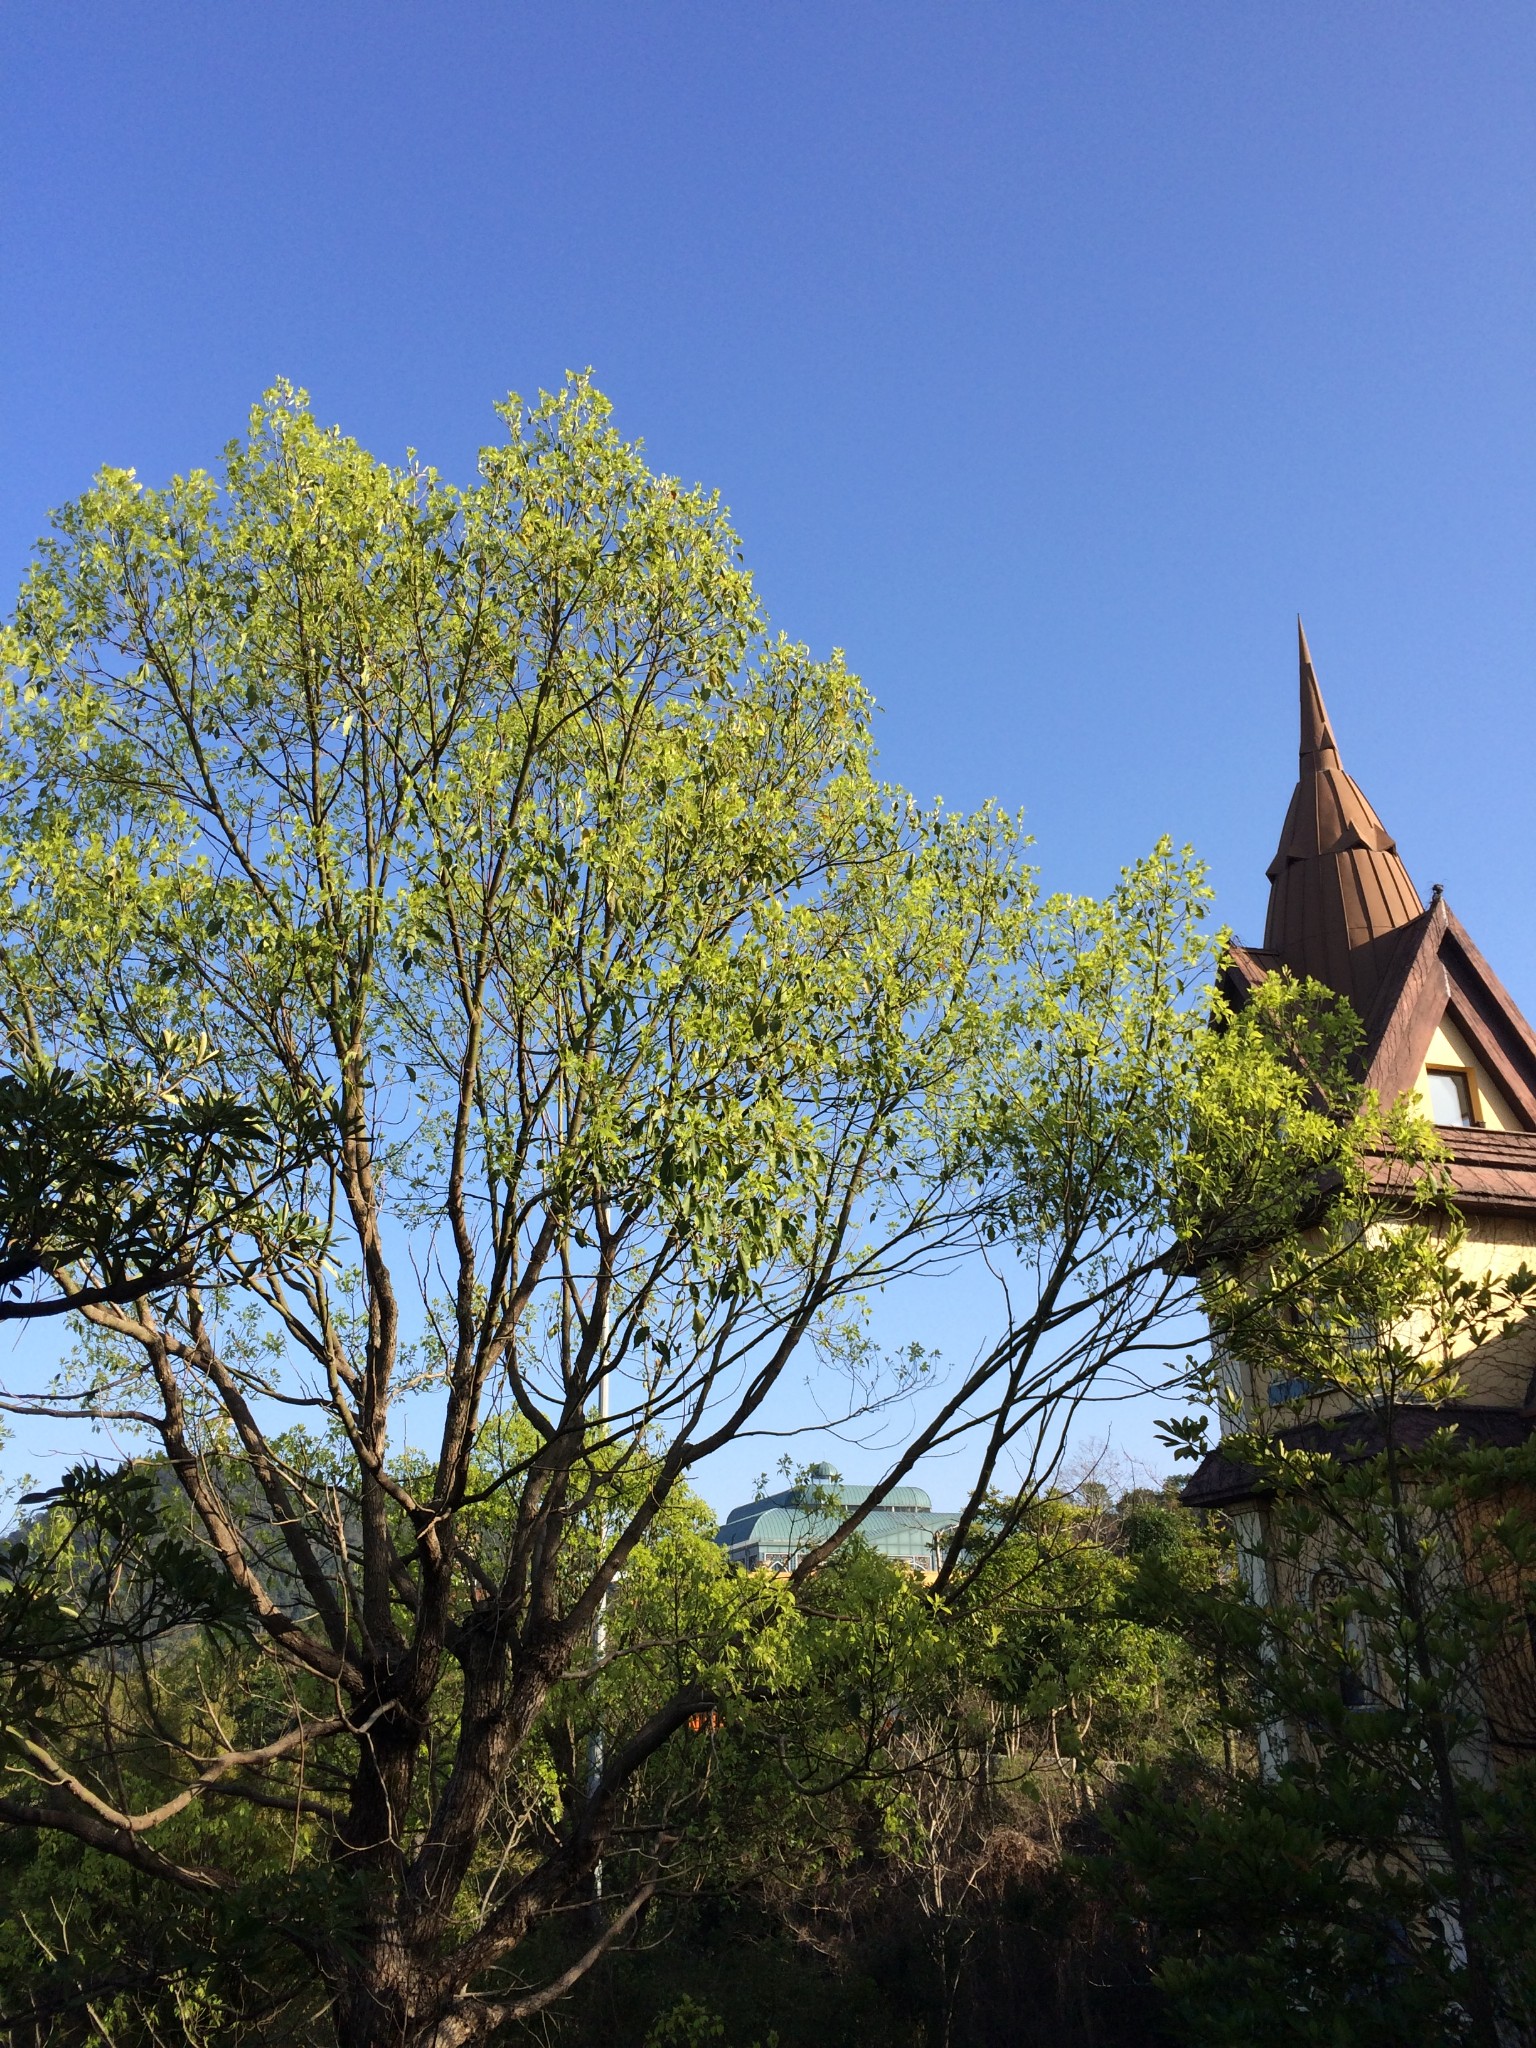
[4,4,1534,1505]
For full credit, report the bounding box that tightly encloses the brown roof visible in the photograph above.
[1181,1403,1535,1511]
[1261,622,1423,1017]
[1224,628,1536,1208]
[1358,896,1536,1129]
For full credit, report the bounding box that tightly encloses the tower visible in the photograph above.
[1226,623,1536,1259]
[1187,626,1536,1510]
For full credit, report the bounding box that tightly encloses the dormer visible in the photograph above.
[1414,1016,1517,1134]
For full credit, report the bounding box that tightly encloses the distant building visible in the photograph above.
[716,1462,957,1573]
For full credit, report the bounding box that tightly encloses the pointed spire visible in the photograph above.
[1262,627,1423,1018]
[1297,618,1339,767]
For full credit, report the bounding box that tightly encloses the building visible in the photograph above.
[716,1462,957,1574]
[1184,620,1536,1510]
[1180,626,1536,1779]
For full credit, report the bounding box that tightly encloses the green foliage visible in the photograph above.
[0,1461,249,1730]
[0,372,1020,1303]
[0,374,1304,2043]
[4,389,1530,2048]
[1130,996,1536,2046]
[643,1992,779,2048]
[0,1464,1223,2044]
[0,1052,294,1318]
[1110,1762,1460,2048]
[1174,969,1375,1267]
[0,1823,327,2047]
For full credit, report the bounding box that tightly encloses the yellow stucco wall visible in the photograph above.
[1248,1213,1536,1423]
[1444,1211,1536,1404]
[1226,997,1536,1427]
[1406,1007,1534,1401]
[1411,1015,1518,1132]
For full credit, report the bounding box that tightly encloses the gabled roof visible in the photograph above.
[1359,896,1536,1128]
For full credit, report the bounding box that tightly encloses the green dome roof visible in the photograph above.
[716,1474,956,1571]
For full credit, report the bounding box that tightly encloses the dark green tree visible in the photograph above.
[1120,982,1536,2048]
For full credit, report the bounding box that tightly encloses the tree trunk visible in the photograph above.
[334,1919,422,2048]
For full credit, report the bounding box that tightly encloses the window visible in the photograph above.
[1268,1375,1315,1406]
[1426,1066,1479,1127]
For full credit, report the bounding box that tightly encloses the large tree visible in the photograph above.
[0,379,1223,2045]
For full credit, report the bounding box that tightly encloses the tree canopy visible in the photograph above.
[0,377,1279,2045]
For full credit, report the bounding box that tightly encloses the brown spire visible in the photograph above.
[1262,622,1423,1016]
[1297,619,1338,765]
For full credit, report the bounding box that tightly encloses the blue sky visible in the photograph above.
[3,4,1534,1507]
